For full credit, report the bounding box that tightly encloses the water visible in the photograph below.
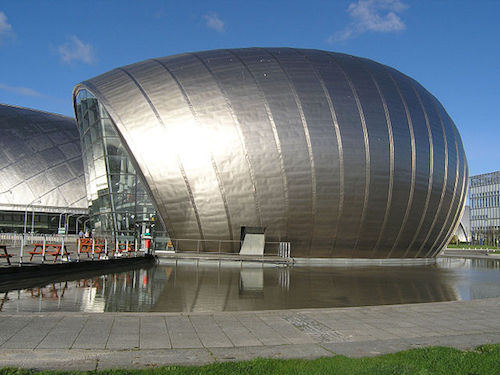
[0,258,499,313]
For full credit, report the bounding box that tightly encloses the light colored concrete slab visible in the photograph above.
[96,349,214,369]
[213,314,262,347]
[106,316,139,349]
[210,343,332,362]
[2,316,62,349]
[37,316,87,349]
[0,349,98,371]
[237,314,290,345]
[258,314,315,344]
[0,316,33,346]
[72,316,114,349]
[140,316,171,349]
[165,316,203,349]
[190,315,233,348]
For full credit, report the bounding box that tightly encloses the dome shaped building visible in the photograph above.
[73,48,468,258]
[0,104,87,233]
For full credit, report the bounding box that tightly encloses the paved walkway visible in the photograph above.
[0,298,499,370]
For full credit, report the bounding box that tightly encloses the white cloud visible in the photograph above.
[0,83,43,97]
[203,12,225,32]
[57,35,96,64]
[0,11,13,44]
[328,0,407,43]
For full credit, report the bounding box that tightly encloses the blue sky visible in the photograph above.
[0,0,498,176]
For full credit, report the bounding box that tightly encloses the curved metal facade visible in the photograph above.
[0,104,87,213]
[74,48,468,258]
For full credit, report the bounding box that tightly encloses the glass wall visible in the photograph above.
[74,90,167,247]
[469,171,500,246]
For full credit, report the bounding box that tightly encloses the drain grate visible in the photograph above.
[283,313,347,342]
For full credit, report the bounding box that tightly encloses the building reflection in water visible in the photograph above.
[0,258,499,313]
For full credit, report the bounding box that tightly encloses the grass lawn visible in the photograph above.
[447,243,498,250]
[1,344,499,375]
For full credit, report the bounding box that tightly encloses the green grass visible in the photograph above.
[1,344,500,375]
[447,243,498,250]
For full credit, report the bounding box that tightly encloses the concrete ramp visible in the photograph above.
[239,233,265,256]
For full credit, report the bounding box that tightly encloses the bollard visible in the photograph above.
[91,238,95,260]
[19,233,24,266]
[42,235,46,263]
[60,236,65,263]
[77,238,80,262]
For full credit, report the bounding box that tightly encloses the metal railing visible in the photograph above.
[159,238,292,259]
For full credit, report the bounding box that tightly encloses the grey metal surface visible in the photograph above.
[0,104,87,213]
[74,48,468,258]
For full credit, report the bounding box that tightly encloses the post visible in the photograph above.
[91,238,95,260]
[60,235,65,263]
[42,235,46,263]
[77,237,80,262]
[105,239,108,258]
[134,238,138,257]
[30,206,35,235]
[19,233,24,266]
[126,240,129,257]
[197,240,200,254]
[115,239,119,258]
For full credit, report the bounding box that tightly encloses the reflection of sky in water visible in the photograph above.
[0,258,499,313]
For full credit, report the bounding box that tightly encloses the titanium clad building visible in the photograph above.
[0,104,87,233]
[469,171,500,245]
[73,48,468,258]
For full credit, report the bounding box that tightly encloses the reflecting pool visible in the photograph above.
[1,257,499,313]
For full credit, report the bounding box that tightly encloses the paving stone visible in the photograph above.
[213,314,262,347]
[106,316,139,349]
[236,314,289,346]
[0,349,98,371]
[72,316,114,349]
[0,316,33,345]
[165,316,203,349]
[189,315,233,348]
[210,343,332,362]
[96,349,214,369]
[37,316,87,349]
[2,316,62,349]
[140,316,171,349]
[258,314,315,344]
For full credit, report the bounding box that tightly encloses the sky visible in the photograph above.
[0,0,498,176]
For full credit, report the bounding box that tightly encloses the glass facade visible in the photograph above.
[74,90,166,246]
[469,171,500,245]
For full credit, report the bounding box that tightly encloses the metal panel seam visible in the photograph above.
[403,81,434,258]
[417,95,449,258]
[295,49,344,255]
[384,69,416,258]
[117,67,205,241]
[326,52,370,256]
[165,54,235,241]
[361,63,394,258]
[264,48,317,254]
[434,122,467,255]
[226,49,286,235]
[421,99,453,257]
[428,108,460,256]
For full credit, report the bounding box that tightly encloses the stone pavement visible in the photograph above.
[0,298,499,370]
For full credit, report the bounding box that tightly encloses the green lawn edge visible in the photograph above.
[1,344,499,375]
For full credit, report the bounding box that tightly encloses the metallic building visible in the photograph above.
[454,205,471,243]
[0,104,87,233]
[73,48,468,258]
[470,171,500,245]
